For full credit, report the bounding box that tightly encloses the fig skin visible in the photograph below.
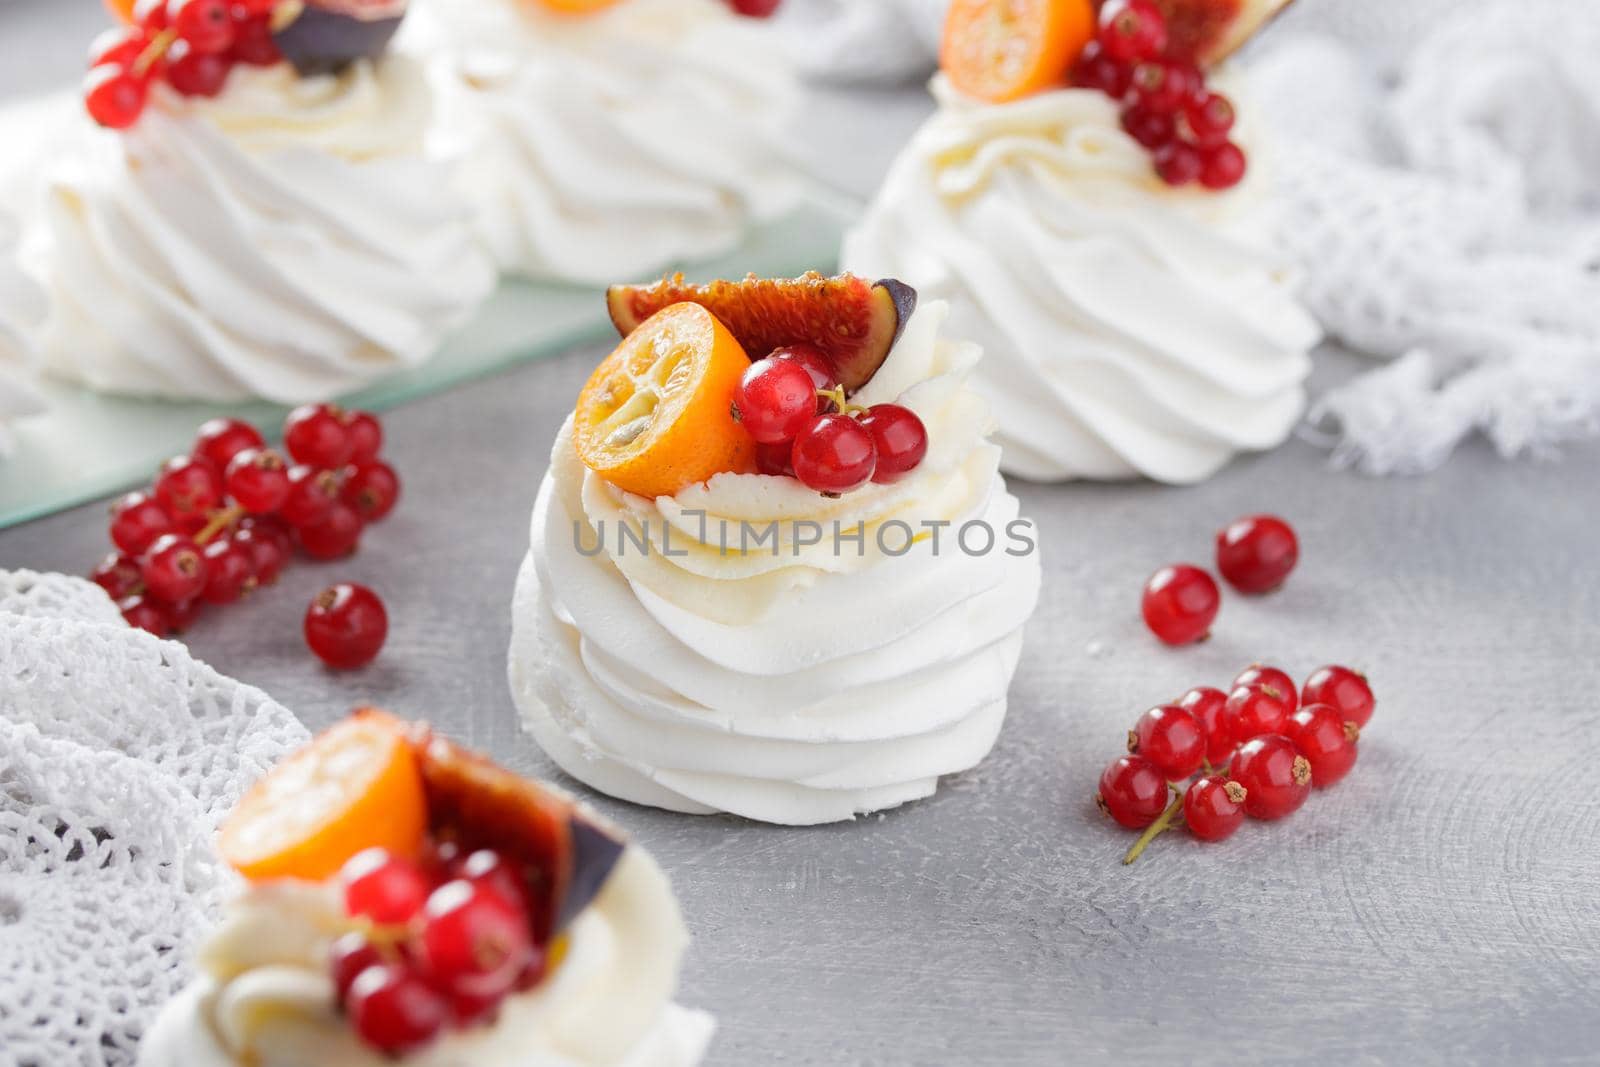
[272,1,407,76]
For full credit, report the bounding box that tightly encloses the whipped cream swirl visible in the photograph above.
[843,74,1322,485]
[509,302,1042,825]
[0,214,46,456]
[137,847,713,1067]
[406,0,803,284]
[34,56,494,404]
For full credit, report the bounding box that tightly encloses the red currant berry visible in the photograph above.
[1140,564,1219,645]
[1230,735,1311,820]
[791,413,877,494]
[231,525,286,585]
[1098,0,1167,64]
[1177,685,1232,766]
[347,964,447,1056]
[119,593,172,636]
[134,0,170,29]
[341,847,432,925]
[1284,703,1359,788]
[165,42,232,96]
[1128,705,1205,780]
[329,931,384,1005]
[754,441,794,477]
[342,461,401,522]
[1121,103,1176,149]
[1130,59,1195,115]
[1183,776,1248,842]
[1182,91,1235,147]
[83,64,148,129]
[770,344,839,411]
[1222,683,1293,748]
[154,454,223,524]
[91,552,145,600]
[1095,754,1169,830]
[1199,143,1248,190]
[1153,141,1203,186]
[228,13,281,65]
[140,533,209,603]
[734,357,818,445]
[168,0,235,53]
[1072,40,1132,98]
[344,410,384,465]
[284,403,354,469]
[305,582,388,669]
[1215,514,1298,593]
[513,951,549,993]
[89,27,156,71]
[280,464,341,528]
[1301,665,1375,728]
[455,850,530,916]
[199,537,254,605]
[728,0,781,16]
[193,417,264,471]
[297,501,364,560]
[224,447,291,514]
[447,988,504,1028]
[160,595,204,633]
[859,404,927,484]
[109,490,175,556]
[1232,664,1298,713]
[420,880,535,999]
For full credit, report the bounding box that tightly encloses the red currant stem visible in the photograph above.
[1122,791,1185,866]
[817,386,867,417]
[194,504,246,546]
[134,28,179,78]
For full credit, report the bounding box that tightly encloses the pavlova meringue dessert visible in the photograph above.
[405,0,803,284]
[0,215,47,456]
[140,710,713,1067]
[510,272,1042,825]
[843,0,1320,485]
[29,0,493,404]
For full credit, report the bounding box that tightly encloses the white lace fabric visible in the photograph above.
[0,570,308,1067]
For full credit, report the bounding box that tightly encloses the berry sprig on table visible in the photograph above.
[1073,0,1248,189]
[1097,662,1377,863]
[91,405,398,667]
[85,0,284,129]
[1141,513,1299,644]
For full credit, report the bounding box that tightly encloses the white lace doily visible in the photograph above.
[0,570,308,1067]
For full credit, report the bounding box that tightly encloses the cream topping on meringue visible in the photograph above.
[0,214,46,456]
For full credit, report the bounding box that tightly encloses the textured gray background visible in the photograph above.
[3,2,1600,1064]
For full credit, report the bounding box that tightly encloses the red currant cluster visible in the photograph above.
[1097,662,1376,863]
[734,345,929,495]
[84,0,282,130]
[329,845,546,1056]
[1141,513,1298,644]
[726,0,781,14]
[1072,0,1247,189]
[91,405,399,664]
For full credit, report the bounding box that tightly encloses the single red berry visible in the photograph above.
[447,988,504,1028]
[329,932,384,1005]
[728,0,781,16]
[168,0,235,53]
[1177,685,1232,766]
[1232,664,1298,713]
[154,454,223,524]
[420,880,535,999]
[734,357,818,445]
[347,964,447,1056]
[1284,703,1360,788]
[91,552,145,600]
[1121,103,1176,149]
[344,410,384,465]
[342,461,401,522]
[1098,0,1167,64]
[140,533,209,603]
[860,404,927,484]
[754,441,793,477]
[1140,564,1219,646]
[1199,142,1248,189]
[199,537,255,604]
[119,593,172,636]
[297,501,364,560]
[1230,736,1311,820]
[1095,754,1169,830]
[341,848,432,925]
[110,490,175,556]
[1128,705,1205,780]
[280,464,341,528]
[193,417,264,471]
[1182,91,1235,147]
[84,64,148,129]
[1183,776,1248,842]
[304,582,388,669]
[1215,514,1298,592]
[89,27,157,71]
[1301,665,1375,728]
[770,344,839,411]
[791,413,877,494]
[1072,40,1133,98]
[284,403,354,469]
[228,14,281,65]
[159,595,204,633]
[134,0,170,29]
[513,951,549,992]
[232,524,288,585]
[224,447,291,514]
[455,850,530,917]
[1222,683,1293,748]
[1153,141,1204,186]
[165,42,233,96]
[1130,59,1195,115]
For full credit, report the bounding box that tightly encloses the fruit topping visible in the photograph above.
[341,847,432,924]
[346,964,448,1056]
[859,404,928,484]
[940,0,1096,104]
[1144,0,1294,68]
[271,0,407,77]
[574,301,756,499]
[605,272,916,397]
[733,356,818,445]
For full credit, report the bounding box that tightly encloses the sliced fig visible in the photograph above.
[1145,0,1295,67]
[272,0,408,76]
[606,272,917,396]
